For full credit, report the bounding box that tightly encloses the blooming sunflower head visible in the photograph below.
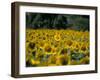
[28,42,36,50]
[30,58,40,66]
[60,48,68,55]
[44,43,52,53]
[81,43,87,52]
[48,55,57,64]
[39,41,45,49]
[51,47,57,54]
[56,54,68,65]
[54,32,61,41]
[66,40,73,46]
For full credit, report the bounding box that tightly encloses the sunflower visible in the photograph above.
[54,32,61,41]
[28,42,36,50]
[31,58,40,66]
[80,43,87,52]
[56,54,69,65]
[65,40,74,50]
[79,56,89,64]
[26,29,90,66]
[70,60,80,65]
[60,48,68,55]
[73,41,81,52]
[51,47,57,54]
[38,41,45,49]
[48,55,57,65]
[66,40,73,47]
[44,43,52,54]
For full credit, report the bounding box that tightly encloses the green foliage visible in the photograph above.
[26,13,89,31]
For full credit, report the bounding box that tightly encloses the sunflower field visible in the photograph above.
[26,29,90,67]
